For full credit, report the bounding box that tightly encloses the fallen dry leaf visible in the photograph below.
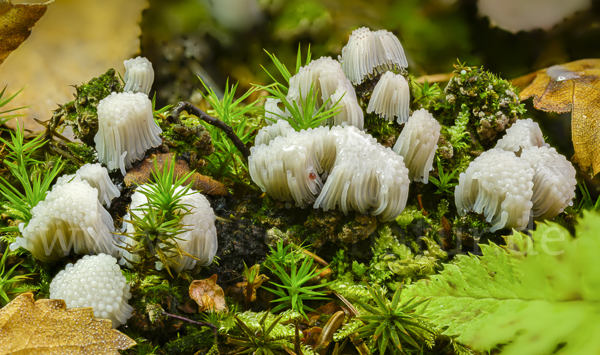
[242,264,269,305]
[0,0,148,132]
[0,293,135,354]
[189,274,228,313]
[0,0,51,66]
[520,59,600,175]
[315,310,345,354]
[124,152,228,196]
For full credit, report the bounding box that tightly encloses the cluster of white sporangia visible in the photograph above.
[455,119,576,231]
[10,177,119,262]
[74,163,121,208]
[249,121,410,221]
[455,149,534,232]
[393,109,441,183]
[255,115,295,146]
[118,185,218,273]
[94,91,163,175]
[123,56,154,95]
[521,146,577,220]
[367,71,411,123]
[50,254,133,328]
[339,27,408,85]
[494,118,548,154]
[277,57,364,129]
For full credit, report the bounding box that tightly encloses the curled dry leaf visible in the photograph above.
[189,274,228,313]
[0,0,51,66]
[124,152,228,196]
[520,59,600,175]
[0,293,136,354]
[315,311,346,354]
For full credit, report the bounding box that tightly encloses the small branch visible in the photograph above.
[332,291,359,316]
[162,311,218,339]
[170,101,250,161]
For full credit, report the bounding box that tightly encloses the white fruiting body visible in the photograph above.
[249,121,410,221]
[327,87,364,128]
[250,125,331,207]
[340,27,408,85]
[264,98,289,125]
[118,185,218,273]
[255,119,295,147]
[393,109,441,183]
[285,57,364,129]
[115,187,148,268]
[495,118,547,155]
[50,254,133,328]
[314,126,410,221]
[367,71,410,123]
[10,178,119,261]
[520,146,576,219]
[123,56,154,95]
[94,92,162,175]
[455,149,534,232]
[75,163,120,207]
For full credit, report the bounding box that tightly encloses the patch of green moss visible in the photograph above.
[451,212,499,254]
[330,223,446,292]
[163,326,215,355]
[436,61,526,145]
[54,142,97,175]
[130,274,186,310]
[367,224,447,289]
[363,113,401,147]
[49,68,123,146]
[160,122,214,170]
[66,142,96,164]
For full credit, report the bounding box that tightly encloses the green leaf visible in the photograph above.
[403,211,600,354]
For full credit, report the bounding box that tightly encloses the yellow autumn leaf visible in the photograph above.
[0,0,51,66]
[0,0,148,132]
[520,59,600,175]
[0,293,136,354]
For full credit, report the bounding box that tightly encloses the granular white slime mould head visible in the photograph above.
[50,254,133,328]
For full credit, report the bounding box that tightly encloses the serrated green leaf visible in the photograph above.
[403,211,600,354]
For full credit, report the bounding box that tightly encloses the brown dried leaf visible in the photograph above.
[0,0,51,66]
[520,59,600,175]
[189,274,228,313]
[124,152,228,196]
[245,268,269,305]
[315,311,345,354]
[0,293,136,354]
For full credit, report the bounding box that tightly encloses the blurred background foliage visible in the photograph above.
[141,0,600,188]
[142,0,600,103]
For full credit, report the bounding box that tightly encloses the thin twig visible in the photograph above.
[413,73,453,84]
[170,101,250,161]
[333,291,359,316]
[162,311,218,339]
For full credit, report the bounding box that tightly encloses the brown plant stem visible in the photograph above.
[170,101,250,161]
[161,311,218,339]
